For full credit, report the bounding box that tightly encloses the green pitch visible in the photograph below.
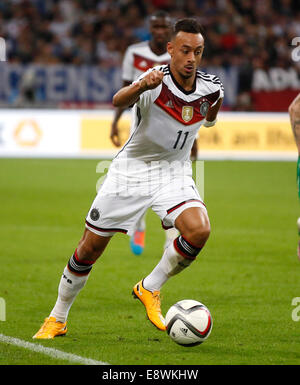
[0,158,299,365]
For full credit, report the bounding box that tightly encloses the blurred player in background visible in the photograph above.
[33,18,223,339]
[288,93,300,259]
[110,10,171,150]
[110,11,198,256]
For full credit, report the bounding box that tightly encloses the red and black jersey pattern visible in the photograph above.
[154,82,220,126]
[133,53,169,72]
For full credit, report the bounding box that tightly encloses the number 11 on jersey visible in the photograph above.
[173,130,189,149]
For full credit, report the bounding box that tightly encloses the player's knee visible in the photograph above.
[184,222,211,248]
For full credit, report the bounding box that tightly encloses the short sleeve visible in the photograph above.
[211,77,224,106]
[219,80,224,99]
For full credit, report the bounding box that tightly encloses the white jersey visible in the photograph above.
[122,41,170,83]
[88,70,217,235]
[114,64,224,172]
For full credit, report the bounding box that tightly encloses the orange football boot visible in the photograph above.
[132,280,166,331]
[33,317,67,339]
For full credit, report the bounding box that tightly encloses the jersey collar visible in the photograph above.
[168,64,197,95]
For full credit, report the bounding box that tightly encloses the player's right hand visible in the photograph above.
[110,123,121,147]
[139,70,164,91]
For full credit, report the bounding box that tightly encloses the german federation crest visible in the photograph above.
[90,208,100,221]
[182,106,194,122]
[200,101,210,116]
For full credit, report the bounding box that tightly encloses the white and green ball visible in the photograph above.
[165,299,213,346]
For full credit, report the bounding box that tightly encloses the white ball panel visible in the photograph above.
[166,299,212,346]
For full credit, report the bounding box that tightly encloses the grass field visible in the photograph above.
[0,158,299,365]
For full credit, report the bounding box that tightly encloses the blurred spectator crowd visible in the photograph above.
[1,0,299,67]
[0,0,299,109]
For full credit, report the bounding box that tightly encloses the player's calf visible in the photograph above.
[76,229,111,263]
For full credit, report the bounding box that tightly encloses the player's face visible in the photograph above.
[150,17,172,47]
[167,31,204,79]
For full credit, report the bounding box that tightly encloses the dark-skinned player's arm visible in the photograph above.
[113,70,164,109]
[203,97,223,127]
[110,80,131,147]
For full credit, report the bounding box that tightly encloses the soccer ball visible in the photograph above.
[165,299,212,346]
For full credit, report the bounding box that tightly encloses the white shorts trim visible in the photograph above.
[162,200,207,229]
[85,219,127,237]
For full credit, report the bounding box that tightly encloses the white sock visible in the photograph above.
[143,240,195,292]
[164,227,179,250]
[49,266,89,323]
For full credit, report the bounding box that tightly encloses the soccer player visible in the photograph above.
[111,10,173,255]
[288,93,300,258]
[33,18,223,339]
[110,11,197,255]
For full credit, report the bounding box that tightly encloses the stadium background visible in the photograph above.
[0,0,299,109]
[0,0,300,366]
[0,0,299,159]
[0,0,298,159]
